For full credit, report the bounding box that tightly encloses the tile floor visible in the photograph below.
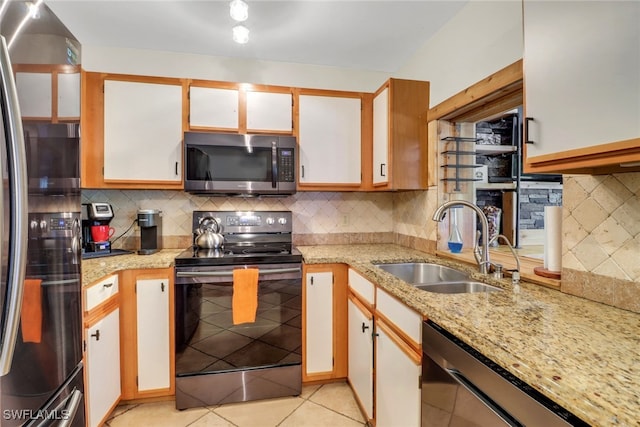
[106,382,366,427]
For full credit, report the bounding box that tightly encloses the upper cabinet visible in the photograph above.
[372,79,430,190]
[188,81,293,134]
[82,72,185,189]
[297,90,363,189]
[523,1,640,174]
[14,65,80,122]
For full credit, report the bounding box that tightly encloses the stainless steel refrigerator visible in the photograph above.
[0,2,84,426]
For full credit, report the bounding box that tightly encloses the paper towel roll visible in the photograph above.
[544,206,563,272]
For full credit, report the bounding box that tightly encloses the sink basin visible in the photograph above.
[375,262,469,284]
[415,281,502,294]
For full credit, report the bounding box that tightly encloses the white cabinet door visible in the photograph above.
[523,1,640,158]
[246,91,292,132]
[86,308,121,427]
[16,72,52,118]
[348,297,373,420]
[305,271,334,374]
[136,278,171,391]
[298,95,361,184]
[104,80,182,182]
[189,86,239,129]
[372,87,389,185]
[58,72,81,118]
[375,320,421,427]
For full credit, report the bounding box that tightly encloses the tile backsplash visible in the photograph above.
[562,173,640,313]
[81,190,396,248]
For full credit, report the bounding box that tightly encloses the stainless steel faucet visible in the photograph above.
[488,234,521,285]
[432,200,491,274]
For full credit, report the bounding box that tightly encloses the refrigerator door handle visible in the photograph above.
[0,35,29,376]
[55,388,83,427]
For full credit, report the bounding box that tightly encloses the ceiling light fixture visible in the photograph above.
[229,0,248,22]
[232,25,249,44]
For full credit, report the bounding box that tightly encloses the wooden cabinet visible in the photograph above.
[523,1,640,174]
[302,264,347,382]
[188,81,293,133]
[81,72,185,189]
[14,65,80,122]
[371,78,430,190]
[297,91,363,189]
[83,275,121,427]
[347,269,375,422]
[375,318,421,427]
[119,268,175,400]
[103,79,183,183]
[374,287,422,427]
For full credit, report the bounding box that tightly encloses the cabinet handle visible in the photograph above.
[161,282,165,292]
[301,165,305,178]
[361,322,369,333]
[380,163,386,177]
[103,282,113,288]
[91,330,100,341]
[175,161,179,175]
[310,276,314,286]
[525,117,535,144]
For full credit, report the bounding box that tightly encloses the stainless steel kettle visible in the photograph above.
[195,216,224,249]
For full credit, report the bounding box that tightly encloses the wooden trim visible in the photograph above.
[12,64,80,73]
[427,59,523,122]
[361,93,374,191]
[375,318,421,366]
[524,137,640,174]
[83,294,119,325]
[348,293,373,321]
[373,310,421,356]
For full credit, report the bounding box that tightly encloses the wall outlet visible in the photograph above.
[341,214,350,226]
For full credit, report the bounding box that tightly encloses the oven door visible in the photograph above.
[174,263,302,375]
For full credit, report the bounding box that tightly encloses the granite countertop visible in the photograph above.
[82,249,184,287]
[298,244,640,427]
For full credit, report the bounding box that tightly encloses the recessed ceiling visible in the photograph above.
[43,0,468,72]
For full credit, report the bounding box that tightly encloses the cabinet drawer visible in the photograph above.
[376,288,421,345]
[348,269,374,305]
[85,275,119,312]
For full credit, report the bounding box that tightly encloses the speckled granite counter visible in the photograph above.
[82,249,183,286]
[298,244,640,427]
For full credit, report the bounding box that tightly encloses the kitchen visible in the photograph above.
[0,1,638,427]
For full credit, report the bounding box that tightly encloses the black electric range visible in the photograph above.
[174,210,302,267]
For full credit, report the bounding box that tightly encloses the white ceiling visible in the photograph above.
[44,0,468,73]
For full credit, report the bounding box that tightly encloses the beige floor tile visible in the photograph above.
[188,411,236,427]
[279,401,364,427]
[299,384,321,400]
[106,403,139,422]
[213,396,304,427]
[308,382,365,423]
[107,401,209,427]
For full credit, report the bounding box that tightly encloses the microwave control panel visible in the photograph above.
[278,148,295,182]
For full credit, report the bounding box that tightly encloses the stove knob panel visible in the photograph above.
[266,217,275,225]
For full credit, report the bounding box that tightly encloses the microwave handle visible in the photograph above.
[271,141,278,189]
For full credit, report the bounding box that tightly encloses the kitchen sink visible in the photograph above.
[416,281,502,294]
[374,262,469,284]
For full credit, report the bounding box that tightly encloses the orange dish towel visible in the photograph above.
[232,268,259,325]
[21,279,43,343]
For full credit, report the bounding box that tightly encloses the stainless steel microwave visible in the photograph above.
[184,132,296,196]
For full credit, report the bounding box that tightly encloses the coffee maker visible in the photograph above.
[137,209,162,255]
[82,202,114,255]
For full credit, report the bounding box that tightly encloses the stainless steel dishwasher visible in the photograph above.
[422,320,590,427]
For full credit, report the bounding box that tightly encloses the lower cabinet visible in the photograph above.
[375,318,422,427]
[302,264,348,381]
[347,295,374,421]
[120,268,175,400]
[85,307,121,427]
[346,268,422,427]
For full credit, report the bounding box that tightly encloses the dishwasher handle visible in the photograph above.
[446,368,521,427]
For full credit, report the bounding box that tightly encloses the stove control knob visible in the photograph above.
[266,217,275,225]
[278,217,287,225]
[40,220,48,231]
[30,219,39,231]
